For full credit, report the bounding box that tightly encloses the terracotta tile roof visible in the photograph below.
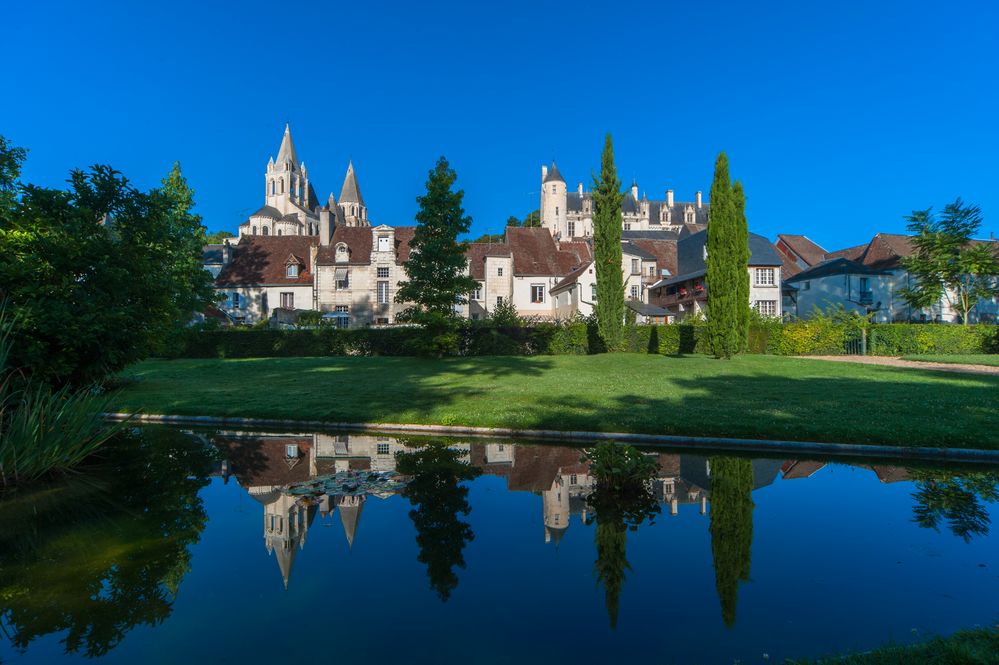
[824,243,869,262]
[860,233,915,269]
[779,252,803,278]
[780,460,826,479]
[506,227,590,277]
[315,226,416,265]
[466,242,512,280]
[629,238,678,276]
[504,445,588,492]
[777,234,828,267]
[214,435,314,491]
[215,236,317,287]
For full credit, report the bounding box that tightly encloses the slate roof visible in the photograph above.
[783,257,892,283]
[543,162,565,183]
[551,261,593,292]
[250,205,283,219]
[651,230,782,288]
[215,236,318,287]
[202,244,225,263]
[626,300,670,316]
[275,123,299,168]
[777,234,828,266]
[622,242,657,260]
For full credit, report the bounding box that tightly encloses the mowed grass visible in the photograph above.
[903,354,999,367]
[113,353,999,448]
[792,627,999,664]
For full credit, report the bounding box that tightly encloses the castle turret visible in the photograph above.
[540,162,566,238]
[338,161,368,226]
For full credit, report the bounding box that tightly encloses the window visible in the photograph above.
[377,443,390,455]
[377,266,389,278]
[803,281,811,291]
[262,226,269,236]
[336,244,349,262]
[531,284,545,303]
[472,283,483,301]
[287,264,299,278]
[471,313,480,320]
[497,267,504,277]
[859,277,870,291]
[631,258,640,274]
[252,225,257,235]
[755,268,775,286]
[624,223,631,230]
[376,317,389,325]
[591,284,597,300]
[270,181,275,195]
[755,300,777,316]
[567,221,575,237]
[649,265,656,276]
[231,292,241,308]
[551,185,556,194]
[496,296,503,306]
[280,292,294,309]
[630,285,639,299]
[277,229,282,236]
[570,474,577,485]
[285,444,299,459]
[336,271,350,289]
[377,281,389,304]
[685,208,694,223]
[335,305,349,313]
[378,236,390,252]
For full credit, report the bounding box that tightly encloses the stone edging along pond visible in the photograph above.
[102,413,999,465]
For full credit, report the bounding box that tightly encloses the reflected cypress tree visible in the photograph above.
[0,427,216,658]
[708,456,755,628]
[909,469,999,542]
[395,441,481,602]
[583,443,660,628]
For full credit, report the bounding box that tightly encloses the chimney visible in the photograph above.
[696,191,703,209]
[319,207,332,246]
[666,189,674,207]
[578,182,583,196]
[541,164,548,182]
[222,242,233,265]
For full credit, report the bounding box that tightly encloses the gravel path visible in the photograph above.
[808,355,999,376]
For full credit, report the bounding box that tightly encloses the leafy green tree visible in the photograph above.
[900,199,999,324]
[708,456,755,627]
[396,157,478,327]
[522,210,541,227]
[592,134,625,351]
[204,229,235,244]
[0,140,214,386]
[395,441,482,601]
[0,428,216,658]
[472,232,504,243]
[506,215,521,227]
[583,443,660,627]
[0,135,26,215]
[705,153,750,358]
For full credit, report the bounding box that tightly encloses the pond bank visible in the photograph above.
[104,412,999,464]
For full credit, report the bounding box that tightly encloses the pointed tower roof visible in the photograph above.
[273,542,298,591]
[338,496,365,549]
[339,161,365,206]
[275,123,299,169]
[543,161,565,184]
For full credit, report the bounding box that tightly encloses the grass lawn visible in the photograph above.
[793,627,999,664]
[902,354,999,367]
[112,353,999,449]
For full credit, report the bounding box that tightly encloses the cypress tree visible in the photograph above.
[708,456,755,628]
[592,134,625,351]
[706,153,746,358]
[732,180,751,350]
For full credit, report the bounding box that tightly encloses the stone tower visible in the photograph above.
[542,473,570,545]
[338,161,368,226]
[265,123,311,214]
[540,162,566,238]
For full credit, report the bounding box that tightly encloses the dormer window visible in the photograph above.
[377,236,390,252]
[685,207,694,224]
[335,243,349,263]
[287,264,299,278]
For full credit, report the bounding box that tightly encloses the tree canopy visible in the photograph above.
[0,139,214,386]
[900,199,999,324]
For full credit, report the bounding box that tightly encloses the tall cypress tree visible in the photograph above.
[708,456,755,627]
[592,134,625,351]
[706,153,748,358]
[732,180,751,350]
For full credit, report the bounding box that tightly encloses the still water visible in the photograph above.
[0,427,997,664]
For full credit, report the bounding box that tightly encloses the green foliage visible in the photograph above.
[505,210,541,228]
[899,198,999,325]
[487,298,522,327]
[396,157,478,326]
[708,457,755,627]
[395,441,482,601]
[0,428,216,657]
[908,469,998,542]
[706,153,750,358]
[203,229,235,244]
[0,139,214,386]
[583,442,659,492]
[869,322,999,355]
[592,134,625,351]
[471,232,504,243]
[0,135,27,214]
[0,307,125,486]
[792,627,999,664]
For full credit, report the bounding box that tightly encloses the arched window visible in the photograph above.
[335,243,349,262]
[270,180,275,195]
[252,225,257,234]
[277,229,282,236]
[263,227,269,236]
[280,178,284,194]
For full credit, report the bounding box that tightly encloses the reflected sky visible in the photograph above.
[1,428,997,664]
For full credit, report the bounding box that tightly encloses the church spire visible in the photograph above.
[276,123,299,170]
[339,160,365,207]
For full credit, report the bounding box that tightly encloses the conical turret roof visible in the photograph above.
[276,123,299,170]
[543,161,565,184]
[338,495,365,549]
[339,161,365,206]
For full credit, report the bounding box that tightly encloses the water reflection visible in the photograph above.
[1,428,997,663]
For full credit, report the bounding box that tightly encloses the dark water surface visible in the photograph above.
[1,427,997,664]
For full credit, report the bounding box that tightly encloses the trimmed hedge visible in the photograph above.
[167,322,998,359]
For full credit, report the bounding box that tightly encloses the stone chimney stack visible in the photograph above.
[696,191,703,209]
[666,189,674,207]
[578,182,583,196]
[319,206,332,245]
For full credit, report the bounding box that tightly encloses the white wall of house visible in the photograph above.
[749,266,783,318]
[216,284,314,324]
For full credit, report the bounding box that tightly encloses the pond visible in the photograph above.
[1,427,997,663]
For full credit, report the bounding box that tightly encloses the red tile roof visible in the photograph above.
[629,238,678,276]
[215,236,318,287]
[466,242,512,280]
[824,243,869,262]
[777,234,829,267]
[315,226,416,265]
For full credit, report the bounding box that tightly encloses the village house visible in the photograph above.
[780,232,999,323]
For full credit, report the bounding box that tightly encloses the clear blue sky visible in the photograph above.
[4,0,997,250]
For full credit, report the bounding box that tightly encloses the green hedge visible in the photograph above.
[167,322,997,359]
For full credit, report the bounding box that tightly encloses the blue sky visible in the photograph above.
[4,0,997,250]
